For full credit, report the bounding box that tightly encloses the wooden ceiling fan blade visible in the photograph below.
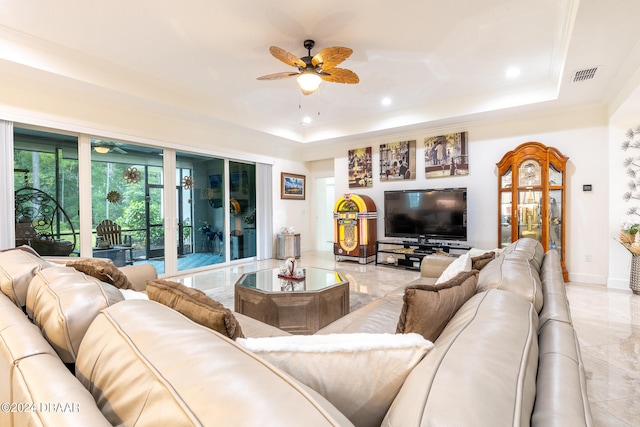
[312,47,353,69]
[269,46,306,68]
[320,68,359,84]
[256,72,299,81]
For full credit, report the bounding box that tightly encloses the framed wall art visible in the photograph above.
[424,131,468,178]
[379,140,416,181]
[281,172,306,200]
[348,147,373,188]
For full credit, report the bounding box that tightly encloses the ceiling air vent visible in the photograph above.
[572,66,600,82]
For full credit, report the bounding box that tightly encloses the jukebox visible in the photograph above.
[333,194,377,264]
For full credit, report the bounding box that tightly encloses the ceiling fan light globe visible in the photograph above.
[94,146,110,154]
[297,72,322,93]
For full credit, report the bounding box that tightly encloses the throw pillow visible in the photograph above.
[396,269,479,341]
[66,258,134,290]
[471,251,496,270]
[146,279,244,340]
[435,252,472,284]
[237,332,433,427]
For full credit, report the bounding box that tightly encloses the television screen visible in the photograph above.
[384,188,467,240]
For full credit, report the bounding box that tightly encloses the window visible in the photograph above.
[13,128,79,255]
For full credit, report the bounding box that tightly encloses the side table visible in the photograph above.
[276,233,300,259]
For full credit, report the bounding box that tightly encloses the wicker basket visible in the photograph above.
[630,256,640,295]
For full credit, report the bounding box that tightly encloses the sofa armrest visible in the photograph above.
[419,255,455,278]
[119,264,157,291]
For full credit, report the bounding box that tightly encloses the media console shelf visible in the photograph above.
[375,240,473,270]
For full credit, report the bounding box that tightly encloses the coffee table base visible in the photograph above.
[235,282,349,334]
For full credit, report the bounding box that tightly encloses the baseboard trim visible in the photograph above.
[606,277,632,292]
[568,272,606,285]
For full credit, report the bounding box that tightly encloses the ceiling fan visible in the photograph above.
[92,140,128,154]
[257,39,359,95]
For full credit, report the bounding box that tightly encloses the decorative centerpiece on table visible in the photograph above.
[278,257,305,281]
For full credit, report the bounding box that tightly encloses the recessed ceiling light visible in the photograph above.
[505,67,521,79]
[381,97,392,106]
[302,116,312,124]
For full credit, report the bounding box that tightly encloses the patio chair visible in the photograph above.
[96,219,133,264]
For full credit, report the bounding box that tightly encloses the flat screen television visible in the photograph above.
[384,188,467,240]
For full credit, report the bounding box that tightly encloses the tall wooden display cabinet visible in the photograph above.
[497,142,569,281]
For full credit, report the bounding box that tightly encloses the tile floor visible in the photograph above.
[565,283,640,426]
[167,250,640,427]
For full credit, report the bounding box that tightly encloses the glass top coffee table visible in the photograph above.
[234,267,349,334]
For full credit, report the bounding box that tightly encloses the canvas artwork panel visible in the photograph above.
[424,132,469,178]
[348,147,373,188]
[379,140,416,181]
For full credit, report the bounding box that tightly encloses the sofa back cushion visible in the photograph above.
[0,247,51,307]
[76,300,353,427]
[503,237,545,271]
[396,270,478,341]
[538,249,572,329]
[384,289,539,427]
[477,252,543,313]
[26,266,124,363]
[533,319,593,426]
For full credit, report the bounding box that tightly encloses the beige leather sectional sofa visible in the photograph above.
[0,238,592,426]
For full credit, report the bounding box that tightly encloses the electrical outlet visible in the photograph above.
[585,254,591,262]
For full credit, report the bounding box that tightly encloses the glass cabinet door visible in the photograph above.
[517,190,542,241]
[500,191,513,247]
[548,190,562,250]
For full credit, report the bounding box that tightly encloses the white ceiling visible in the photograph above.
[1,0,640,144]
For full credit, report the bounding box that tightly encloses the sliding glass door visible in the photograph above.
[176,152,226,271]
[11,124,264,274]
[229,161,256,260]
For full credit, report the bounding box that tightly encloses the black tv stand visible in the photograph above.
[375,240,473,271]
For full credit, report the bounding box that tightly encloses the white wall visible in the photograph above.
[326,107,610,285]
[271,159,312,253]
[608,85,640,290]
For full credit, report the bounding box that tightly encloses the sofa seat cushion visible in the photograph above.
[316,297,403,335]
[477,252,543,313]
[238,332,433,427]
[146,279,244,340]
[234,312,292,338]
[26,266,124,363]
[396,270,478,341]
[0,247,52,307]
[383,289,539,427]
[76,300,353,427]
[66,258,134,290]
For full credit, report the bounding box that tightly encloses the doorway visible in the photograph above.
[315,177,335,251]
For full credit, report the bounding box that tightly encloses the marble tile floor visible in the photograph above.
[166,250,640,427]
[565,283,640,426]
